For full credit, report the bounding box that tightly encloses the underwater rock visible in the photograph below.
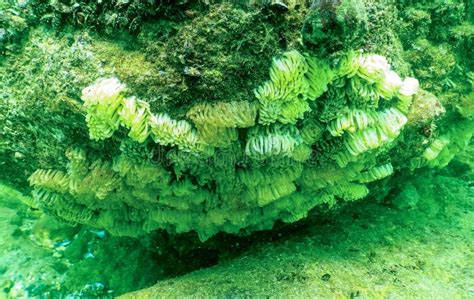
[0,0,471,243]
[302,0,368,55]
[25,49,445,242]
[0,0,473,297]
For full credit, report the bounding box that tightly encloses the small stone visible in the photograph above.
[321,273,331,281]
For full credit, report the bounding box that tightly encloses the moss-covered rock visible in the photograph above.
[139,3,308,113]
[0,0,473,297]
[404,38,457,92]
[302,0,368,56]
[1,0,472,241]
[360,0,410,76]
[0,9,28,54]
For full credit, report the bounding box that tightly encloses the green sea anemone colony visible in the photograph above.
[28,49,429,241]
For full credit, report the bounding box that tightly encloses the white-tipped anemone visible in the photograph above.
[399,77,419,97]
[81,77,126,105]
[357,54,390,82]
[378,70,403,98]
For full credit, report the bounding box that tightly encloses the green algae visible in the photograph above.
[0,2,309,190]
[0,0,473,297]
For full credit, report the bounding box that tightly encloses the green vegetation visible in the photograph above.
[0,0,472,296]
[302,0,368,56]
[1,0,472,250]
[27,48,436,242]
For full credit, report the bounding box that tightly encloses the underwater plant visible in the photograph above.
[1,1,472,297]
[26,47,450,242]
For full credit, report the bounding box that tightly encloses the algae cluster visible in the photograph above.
[27,48,425,241]
[0,0,473,297]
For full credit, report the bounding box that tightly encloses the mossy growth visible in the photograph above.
[302,0,368,56]
[0,4,28,55]
[139,3,309,113]
[397,0,473,152]
[363,0,411,77]
[2,0,311,112]
[450,22,474,70]
[404,39,457,92]
[0,27,96,191]
[302,0,411,76]
[398,7,432,43]
[395,0,472,135]
[25,0,192,34]
[428,0,466,42]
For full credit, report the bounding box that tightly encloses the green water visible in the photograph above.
[1,0,473,297]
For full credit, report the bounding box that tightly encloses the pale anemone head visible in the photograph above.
[81,77,126,105]
[357,54,390,82]
[399,77,419,97]
[379,70,403,98]
[382,70,402,90]
[119,97,139,128]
